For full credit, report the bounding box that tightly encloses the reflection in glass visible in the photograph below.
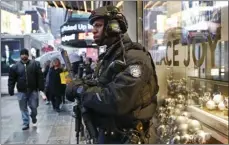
[1,40,21,75]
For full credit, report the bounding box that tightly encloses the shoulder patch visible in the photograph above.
[129,65,141,78]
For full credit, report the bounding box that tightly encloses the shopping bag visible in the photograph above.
[60,71,70,84]
[39,91,47,100]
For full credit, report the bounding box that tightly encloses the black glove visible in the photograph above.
[65,79,84,102]
[83,79,98,87]
[66,83,78,102]
[76,86,86,95]
[84,74,92,80]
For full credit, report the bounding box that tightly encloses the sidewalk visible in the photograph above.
[1,95,79,144]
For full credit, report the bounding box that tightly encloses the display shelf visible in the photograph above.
[188,76,229,87]
[187,105,228,143]
[201,123,228,144]
[201,107,228,120]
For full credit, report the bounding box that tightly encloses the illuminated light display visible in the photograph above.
[78,32,93,40]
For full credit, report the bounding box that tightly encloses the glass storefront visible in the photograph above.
[139,1,228,144]
[1,38,24,75]
[141,1,228,94]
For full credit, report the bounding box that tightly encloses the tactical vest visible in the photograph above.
[125,42,159,120]
[95,42,159,121]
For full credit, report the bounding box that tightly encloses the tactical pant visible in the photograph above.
[17,91,39,126]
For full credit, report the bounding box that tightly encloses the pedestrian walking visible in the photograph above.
[8,49,44,130]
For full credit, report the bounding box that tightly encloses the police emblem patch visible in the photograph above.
[129,65,141,78]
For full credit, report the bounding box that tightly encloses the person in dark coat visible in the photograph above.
[8,49,44,130]
[77,56,84,78]
[46,58,66,112]
[83,57,94,79]
[43,60,51,104]
[72,56,83,77]
[43,60,51,79]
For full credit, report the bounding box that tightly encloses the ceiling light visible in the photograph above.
[144,1,153,9]
[162,2,167,6]
[150,1,162,8]
[84,1,87,12]
[91,1,94,10]
[116,1,124,8]
[60,1,66,9]
[52,1,58,8]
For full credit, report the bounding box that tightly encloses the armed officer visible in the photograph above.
[66,5,159,144]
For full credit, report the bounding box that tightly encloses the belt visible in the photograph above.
[100,126,149,144]
[100,129,126,140]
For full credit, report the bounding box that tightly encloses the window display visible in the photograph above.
[141,1,228,144]
[152,70,228,144]
[1,39,23,75]
[152,73,212,144]
[187,76,228,142]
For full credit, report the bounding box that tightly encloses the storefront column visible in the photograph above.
[221,2,228,41]
[224,42,228,81]
[123,1,137,42]
[221,3,228,82]
[137,0,143,45]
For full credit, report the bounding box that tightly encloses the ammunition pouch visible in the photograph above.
[132,102,157,120]
[132,71,158,120]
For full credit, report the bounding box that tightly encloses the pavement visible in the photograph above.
[1,95,80,144]
[1,95,158,144]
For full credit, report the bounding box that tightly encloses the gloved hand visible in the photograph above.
[76,85,86,95]
[65,78,84,102]
[83,79,98,87]
[84,74,92,80]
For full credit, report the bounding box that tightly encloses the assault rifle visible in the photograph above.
[60,49,98,144]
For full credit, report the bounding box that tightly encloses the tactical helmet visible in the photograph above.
[89,5,128,34]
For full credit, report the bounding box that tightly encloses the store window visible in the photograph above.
[142,1,228,94]
[141,1,228,144]
[1,39,23,76]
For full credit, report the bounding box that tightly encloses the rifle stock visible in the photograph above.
[60,49,75,80]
